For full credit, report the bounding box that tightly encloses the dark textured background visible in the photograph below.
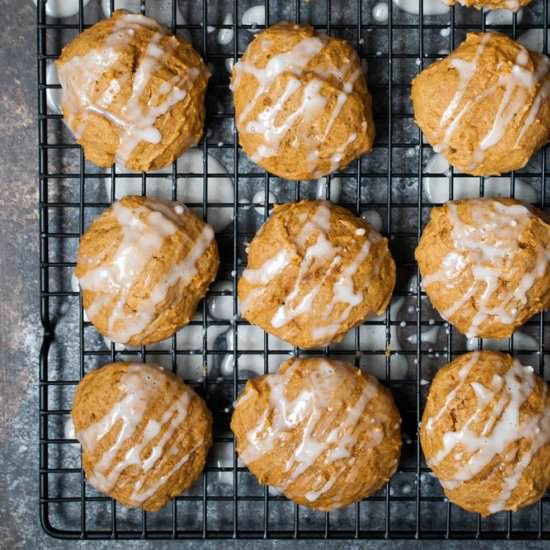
[0,0,546,548]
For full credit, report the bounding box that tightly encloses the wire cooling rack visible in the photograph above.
[37,0,550,541]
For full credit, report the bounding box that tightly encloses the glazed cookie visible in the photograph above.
[238,200,395,348]
[231,23,375,180]
[415,198,550,339]
[75,195,219,346]
[57,10,209,171]
[420,351,550,516]
[412,32,550,176]
[72,362,212,512]
[231,357,402,510]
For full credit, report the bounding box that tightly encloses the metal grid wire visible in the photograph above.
[38,0,550,540]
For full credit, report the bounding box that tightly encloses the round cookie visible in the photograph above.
[412,32,550,176]
[238,200,395,348]
[231,357,402,511]
[231,23,375,180]
[75,195,219,346]
[420,351,550,516]
[57,10,209,171]
[415,197,550,339]
[72,362,212,512]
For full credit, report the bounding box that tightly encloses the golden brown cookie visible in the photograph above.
[420,351,550,516]
[75,195,219,346]
[57,10,209,171]
[231,357,402,510]
[72,362,212,512]
[412,32,550,176]
[446,0,529,9]
[231,23,375,180]
[238,200,395,348]
[415,198,550,339]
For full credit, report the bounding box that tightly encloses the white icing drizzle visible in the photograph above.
[473,48,546,161]
[240,203,381,342]
[434,33,550,170]
[328,132,359,175]
[242,248,293,285]
[129,446,196,504]
[513,65,550,147]
[236,360,382,502]
[439,34,492,130]
[233,36,324,119]
[78,199,214,344]
[311,236,377,341]
[425,352,480,431]
[426,357,550,513]
[115,13,162,29]
[77,364,198,505]
[271,205,338,329]
[280,205,381,338]
[421,199,549,338]
[233,30,365,175]
[58,13,201,165]
[249,78,318,161]
[57,47,121,137]
[304,477,338,503]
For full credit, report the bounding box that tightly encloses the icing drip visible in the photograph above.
[329,131,359,173]
[237,360,382,502]
[439,34,492,130]
[242,249,293,285]
[435,34,550,170]
[275,204,381,338]
[115,13,163,29]
[78,199,214,344]
[77,364,197,504]
[249,78,325,162]
[129,445,196,504]
[233,32,364,174]
[425,352,480,431]
[271,205,338,329]
[421,200,549,338]
[239,203,380,341]
[57,47,121,138]
[473,49,547,162]
[58,13,200,164]
[311,235,379,340]
[426,357,550,513]
[513,61,550,147]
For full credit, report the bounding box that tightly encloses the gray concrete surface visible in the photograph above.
[0,0,547,548]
